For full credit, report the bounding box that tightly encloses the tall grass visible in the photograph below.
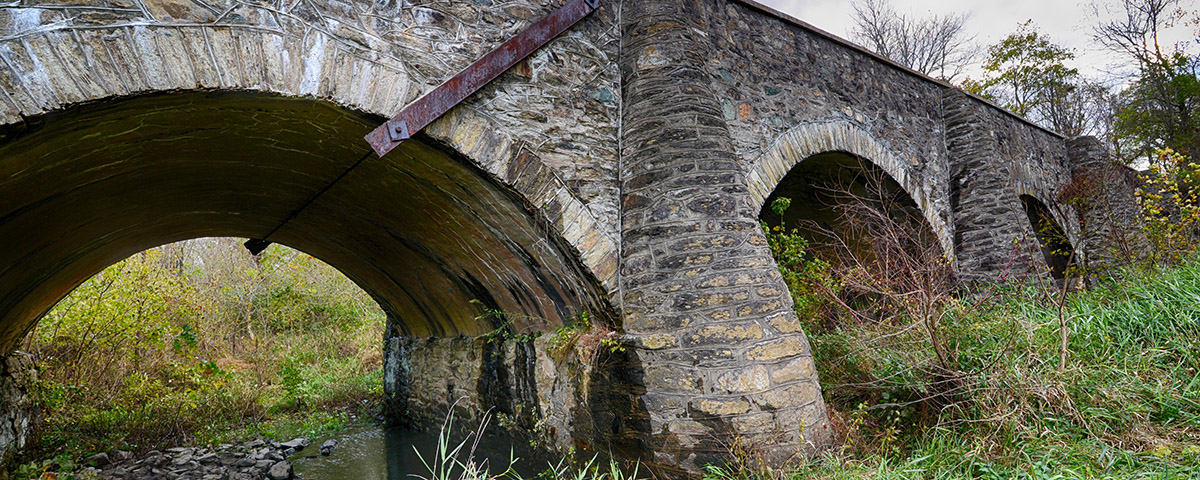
[711,251,1200,478]
[739,157,1200,478]
[703,259,1200,478]
[22,238,386,459]
[414,408,644,480]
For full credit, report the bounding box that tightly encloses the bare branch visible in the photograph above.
[850,0,978,81]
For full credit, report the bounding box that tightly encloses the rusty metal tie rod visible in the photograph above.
[365,0,600,157]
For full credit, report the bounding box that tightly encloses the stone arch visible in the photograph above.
[745,121,954,260]
[0,13,619,299]
[1008,163,1082,256]
[0,7,629,463]
[1018,194,1075,279]
[0,89,615,353]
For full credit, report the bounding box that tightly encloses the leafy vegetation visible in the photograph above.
[962,21,1083,134]
[1092,0,1200,162]
[21,238,385,463]
[1137,148,1200,263]
[762,197,840,326]
[735,167,1200,477]
[958,0,1199,164]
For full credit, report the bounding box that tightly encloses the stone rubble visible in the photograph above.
[318,440,338,457]
[71,437,311,480]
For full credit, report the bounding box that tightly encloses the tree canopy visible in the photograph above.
[962,21,1085,135]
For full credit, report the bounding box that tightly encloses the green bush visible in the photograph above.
[23,239,386,461]
[762,197,839,332]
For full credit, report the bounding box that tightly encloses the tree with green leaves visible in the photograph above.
[962,21,1084,135]
[1092,0,1200,164]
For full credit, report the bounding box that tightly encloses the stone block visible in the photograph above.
[673,291,749,311]
[731,412,775,434]
[769,356,816,385]
[685,323,764,346]
[24,34,85,104]
[181,29,222,89]
[744,336,804,362]
[736,299,784,318]
[756,383,819,411]
[714,365,769,393]
[143,0,215,22]
[644,364,700,392]
[638,333,677,350]
[691,397,750,416]
[150,28,196,90]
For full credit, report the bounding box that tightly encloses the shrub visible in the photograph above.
[1136,147,1200,263]
[23,239,386,460]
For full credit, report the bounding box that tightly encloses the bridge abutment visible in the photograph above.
[943,90,1048,280]
[1066,136,1147,272]
[618,0,831,473]
[0,353,35,472]
[380,314,649,459]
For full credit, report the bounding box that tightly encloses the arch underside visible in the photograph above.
[745,121,954,262]
[760,152,942,264]
[0,91,612,352]
[1020,195,1074,279]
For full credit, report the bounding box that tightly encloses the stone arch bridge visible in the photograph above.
[0,0,1137,474]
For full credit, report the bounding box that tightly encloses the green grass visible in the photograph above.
[708,257,1200,479]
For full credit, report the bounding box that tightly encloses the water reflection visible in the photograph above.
[293,423,551,479]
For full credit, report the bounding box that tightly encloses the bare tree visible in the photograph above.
[1074,80,1129,157]
[850,0,979,81]
[1091,0,1186,69]
[1091,0,1200,162]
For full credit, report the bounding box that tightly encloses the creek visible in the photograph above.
[292,422,555,479]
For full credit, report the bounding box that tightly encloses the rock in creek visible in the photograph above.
[280,438,309,451]
[84,452,110,467]
[268,460,294,480]
[319,439,338,456]
[62,437,304,479]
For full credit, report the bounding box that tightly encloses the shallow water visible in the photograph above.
[292,423,554,479]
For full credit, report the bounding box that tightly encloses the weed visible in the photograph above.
[22,238,386,463]
[415,407,644,480]
[473,300,542,345]
[748,156,1200,478]
[548,313,593,360]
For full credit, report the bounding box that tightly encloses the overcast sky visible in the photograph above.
[758,0,1199,81]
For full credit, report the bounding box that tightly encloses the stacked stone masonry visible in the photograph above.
[617,0,830,473]
[0,0,1144,476]
[0,352,35,473]
[0,0,624,295]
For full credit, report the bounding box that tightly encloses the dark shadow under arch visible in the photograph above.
[759,151,941,264]
[0,90,614,353]
[1020,195,1074,279]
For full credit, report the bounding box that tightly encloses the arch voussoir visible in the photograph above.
[747,121,955,261]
